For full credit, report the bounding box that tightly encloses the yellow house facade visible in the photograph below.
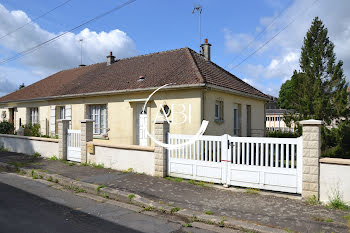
[0,44,268,147]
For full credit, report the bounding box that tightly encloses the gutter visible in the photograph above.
[0,84,205,105]
[0,83,269,105]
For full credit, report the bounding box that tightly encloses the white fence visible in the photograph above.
[168,134,303,194]
[67,129,81,162]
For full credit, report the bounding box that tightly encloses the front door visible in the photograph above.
[136,104,148,146]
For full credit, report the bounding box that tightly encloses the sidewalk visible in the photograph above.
[0,151,349,233]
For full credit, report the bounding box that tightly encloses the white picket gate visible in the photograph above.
[167,134,303,194]
[67,129,81,162]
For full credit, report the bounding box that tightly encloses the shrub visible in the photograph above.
[23,123,41,137]
[0,121,14,134]
[321,121,350,159]
[266,130,300,138]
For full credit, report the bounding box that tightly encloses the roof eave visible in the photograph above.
[0,83,206,105]
[206,84,269,101]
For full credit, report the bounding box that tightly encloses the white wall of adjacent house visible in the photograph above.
[266,113,296,132]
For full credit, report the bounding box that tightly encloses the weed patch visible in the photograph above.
[8,161,27,168]
[312,216,333,222]
[50,155,58,161]
[143,206,155,211]
[33,152,41,158]
[218,217,225,227]
[326,190,350,210]
[128,194,136,202]
[96,184,106,193]
[306,195,321,205]
[47,176,53,182]
[183,223,192,227]
[103,193,109,199]
[170,207,180,214]
[205,210,213,215]
[92,163,104,168]
[246,188,260,194]
[0,147,9,152]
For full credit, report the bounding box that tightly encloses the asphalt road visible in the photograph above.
[0,172,239,233]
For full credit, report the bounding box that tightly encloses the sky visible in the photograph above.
[0,0,349,97]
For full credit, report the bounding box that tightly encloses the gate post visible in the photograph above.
[81,119,94,164]
[221,134,229,187]
[57,119,70,160]
[154,121,169,177]
[300,119,323,200]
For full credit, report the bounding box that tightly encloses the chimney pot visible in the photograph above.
[106,51,115,66]
[200,38,211,61]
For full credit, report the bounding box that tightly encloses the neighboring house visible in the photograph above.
[0,39,268,146]
[266,109,296,132]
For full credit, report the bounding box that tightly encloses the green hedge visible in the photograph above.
[23,123,41,137]
[0,121,14,134]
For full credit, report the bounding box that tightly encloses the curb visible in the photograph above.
[0,162,285,233]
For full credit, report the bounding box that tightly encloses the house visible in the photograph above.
[0,39,268,147]
[266,109,296,132]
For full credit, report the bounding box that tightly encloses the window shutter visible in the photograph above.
[50,105,56,135]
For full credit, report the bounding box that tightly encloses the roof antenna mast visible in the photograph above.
[192,5,202,53]
[79,39,84,66]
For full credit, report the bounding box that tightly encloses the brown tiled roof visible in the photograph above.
[0,48,268,103]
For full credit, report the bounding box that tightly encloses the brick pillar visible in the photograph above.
[81,119,94,163]
[58,119,70,160]
[300,119,323,199]
[154,121,169,177]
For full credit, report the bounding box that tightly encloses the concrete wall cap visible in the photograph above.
[299,119,324,125]
[81,119,94,123]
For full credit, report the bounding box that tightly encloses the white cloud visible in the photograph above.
[0,3,138,96]
[225,0,350,96]
[224,28,254,54]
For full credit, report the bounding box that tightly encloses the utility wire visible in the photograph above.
[230,0,320,71]
[0,0,136,65]
[0,0,73,40]
[226,0,292,68]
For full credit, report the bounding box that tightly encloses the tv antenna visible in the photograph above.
[79,39,84,66]
[192,5,202,52]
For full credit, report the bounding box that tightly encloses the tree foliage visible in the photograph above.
[278,17,349,157]
[0,121,14,134]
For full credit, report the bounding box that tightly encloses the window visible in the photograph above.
[233,108,239,136]
[247,105,251,136]
[89,105,107,135]
[58,106,65,120]
[266,116,269,121]
[29,108,39,124]
[215,101,223,121]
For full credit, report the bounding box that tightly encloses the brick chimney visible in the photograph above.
[200,38,211,61]
[106,51,115,66]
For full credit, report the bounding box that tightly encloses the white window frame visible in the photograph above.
[29,107,39,124]
[233,106,239,136]
[215,101,223,121]
[58,106,65,120]
[89,104,107,135]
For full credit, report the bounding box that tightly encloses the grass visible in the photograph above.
[33,152,41,158]
[183,223,192,227]
[49,155,58,161]
[47,176,53,182]
[54,179,59,183]
[63,185,86,193]
[128,194,136,202]
[81,162,89,166]
[8,161,27,168]
[205,210,213,215]
[218,216,225,227]
[91,163,104,168]
[122,168,133,173]
[246,188,260,194]
[312,216,334,223]
[96,184,106,193]
[0,147,9,152]
[103,193,109,199]
[344,214,350,220]
[17,170,27,175]
[60,160,75,166]
[170,207,180,214]
[143,206,155,211]
[164,176,183,182]
[306,195,321,206]
[326,191,350,210]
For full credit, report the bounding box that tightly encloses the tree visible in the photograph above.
[19,83,25,89]
[278,17,349,157]
[279,17,349,125]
